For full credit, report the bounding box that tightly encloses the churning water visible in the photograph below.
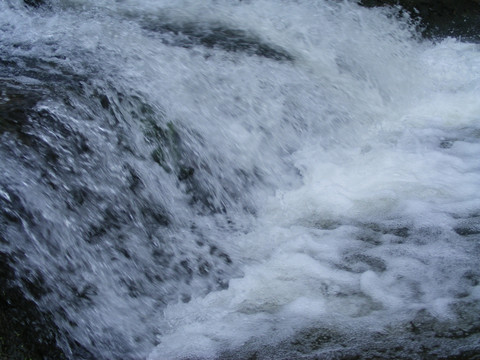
[1,0,480,358]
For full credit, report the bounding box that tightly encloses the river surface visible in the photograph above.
[1,0,480,359]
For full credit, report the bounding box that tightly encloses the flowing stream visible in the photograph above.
[1,0,480,359]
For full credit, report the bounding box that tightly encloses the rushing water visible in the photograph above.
[1,0,480,359]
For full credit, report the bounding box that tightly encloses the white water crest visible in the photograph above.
[1,0,480,359]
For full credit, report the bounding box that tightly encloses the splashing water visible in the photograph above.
[1,0,480,359]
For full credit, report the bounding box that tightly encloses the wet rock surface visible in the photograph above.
[218,307,480,360]
[0,253,70,360]
[359,0,480,41]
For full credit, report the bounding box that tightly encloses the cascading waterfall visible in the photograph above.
[1,0,480,359]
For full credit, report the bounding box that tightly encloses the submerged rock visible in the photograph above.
[359,0,480,41]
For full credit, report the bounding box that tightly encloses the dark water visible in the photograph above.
[1,0,480,359]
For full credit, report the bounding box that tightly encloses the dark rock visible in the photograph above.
[0,253,67,360]
[344,253,387,273]
[440,139,455,149]
[454,217,480,236]
[0,90,40,138]
[363,222,410,238]
[359,0,480,41]
[178,166,195,181]
[24,0,44,8]
[99,94,110,110]
[141,21,294,61]
[290,327,338,354]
